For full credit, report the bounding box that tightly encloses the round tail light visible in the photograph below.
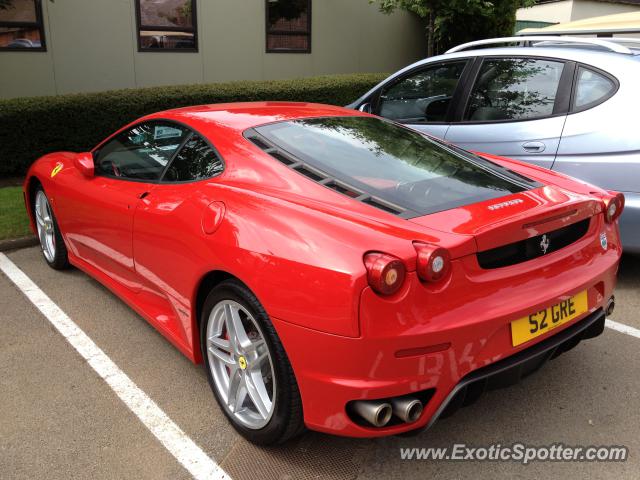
[604,192,625,223]
[414,242,451,283]
[363,252,406,296]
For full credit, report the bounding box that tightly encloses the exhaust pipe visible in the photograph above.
[391,397,423,423]
[352,400,393,427]
[606,296,615,316]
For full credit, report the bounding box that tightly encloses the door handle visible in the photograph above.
[522,141,546,153]
[138,191,150,199]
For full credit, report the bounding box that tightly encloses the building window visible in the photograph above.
[266,0,311,53]
[0,0,46,51]
[135,0,197,52]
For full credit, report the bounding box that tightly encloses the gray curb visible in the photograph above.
[0,236,39,252]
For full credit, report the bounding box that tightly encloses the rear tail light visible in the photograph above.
[603,192,625,223]
[414,242,451,283]
[363,252,406,296]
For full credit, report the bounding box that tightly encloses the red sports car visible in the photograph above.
[24,102,623,445]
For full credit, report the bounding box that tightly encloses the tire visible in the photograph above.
[200,279,305,445]
[33,186,69,270]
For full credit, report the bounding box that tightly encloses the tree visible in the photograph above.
[371,0,535,57]
[435,0,535,53]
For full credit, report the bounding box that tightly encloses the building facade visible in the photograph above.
[0,0,425,99]
[517,0,640,28]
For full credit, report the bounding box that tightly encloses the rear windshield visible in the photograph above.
[252,116,539,216]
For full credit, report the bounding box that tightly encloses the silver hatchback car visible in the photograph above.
[349,36,640,253]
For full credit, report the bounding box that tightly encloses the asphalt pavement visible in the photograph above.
[1,246,638,479]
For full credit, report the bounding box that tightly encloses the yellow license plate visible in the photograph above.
[511,290,588,347]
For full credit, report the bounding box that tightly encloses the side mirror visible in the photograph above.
[74,152,94,178]
[358,103,372,113]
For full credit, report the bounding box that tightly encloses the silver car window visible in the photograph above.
[378,61,467,123]
[574,67,615,109]
[465,58,565,122]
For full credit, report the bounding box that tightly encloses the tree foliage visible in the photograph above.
[371,0,535,56]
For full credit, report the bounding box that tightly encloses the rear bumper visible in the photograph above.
[274,285,614,439]
[272,216,620,438]
[619,192,640,254]
[430,308,605,427]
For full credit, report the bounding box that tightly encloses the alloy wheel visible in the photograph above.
[206,300,276,429]
[34,190,56,263]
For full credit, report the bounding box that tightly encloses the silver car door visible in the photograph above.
[445,56,573,169]
[373,59,472,140]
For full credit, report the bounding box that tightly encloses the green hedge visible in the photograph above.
[0,73,385,178]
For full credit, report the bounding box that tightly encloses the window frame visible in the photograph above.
[455,55,576,125]
[0,0,46,52]
[134,0,198,53]
[569,64,619,114]
[372,59,474,125]
[92,119,225,184]
[265,0,312,54]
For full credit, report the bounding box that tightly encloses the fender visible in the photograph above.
[24,152,78,234]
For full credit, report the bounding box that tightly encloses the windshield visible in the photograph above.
[253,116,539,216]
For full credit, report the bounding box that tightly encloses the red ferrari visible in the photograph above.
[24,102,622,445]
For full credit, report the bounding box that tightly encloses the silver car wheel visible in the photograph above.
[206,300,276,429]
[35,190,56,263]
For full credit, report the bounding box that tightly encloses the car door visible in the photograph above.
[372,59,472,139]
[133,128,225,349]
[445,56,574,169]
[57,120,191,292]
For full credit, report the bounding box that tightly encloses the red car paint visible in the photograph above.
[24,102,621,437]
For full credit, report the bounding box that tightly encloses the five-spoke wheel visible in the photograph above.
[34,190,56,263]
[201,279,304,444]
[206,300,275,429]
[33,187,69,270]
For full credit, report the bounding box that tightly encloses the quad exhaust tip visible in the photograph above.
[352,397,424,427]
[352,400,393,427]
[391,397,423,424]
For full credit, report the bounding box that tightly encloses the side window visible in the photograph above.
[265,0,311,53]
[465,58,565,122]
[162,134,224,182]
[135,0,197,51]
[574,67,615,110]
[377,61,467,123]
[0,0,46,51]
[95,122,189,181]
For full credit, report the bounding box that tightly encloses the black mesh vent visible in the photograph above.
[248,136,271,151]
[293,165,325,182]
[477,218,590,269]
[362,197,404,215]
[324,181,361,198]
[270,151,295,165]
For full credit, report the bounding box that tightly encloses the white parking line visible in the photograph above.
[606,319,640,339]
[0,253,230,480]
